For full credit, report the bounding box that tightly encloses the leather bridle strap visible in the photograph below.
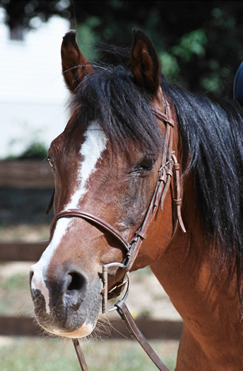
[50,209,130,252]
[116,300,169,371]
[123,103,185,272]
[72,339,88,371]
[73,320,168,371]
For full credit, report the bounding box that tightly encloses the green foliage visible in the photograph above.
[1,1,243,99]
[171,29,207,62]
[159,51,180,80]
[8,141,47,160]
[201,73,221,94]
[77,16,101,60]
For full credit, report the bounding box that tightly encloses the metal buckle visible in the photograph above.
[101,262,129,313]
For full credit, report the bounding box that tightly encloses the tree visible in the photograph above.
[1,0,243,99]
[0,0,73,29]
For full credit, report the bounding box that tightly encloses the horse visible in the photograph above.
[30,28,243,370]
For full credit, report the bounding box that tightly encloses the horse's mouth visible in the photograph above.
[32,284,102,338]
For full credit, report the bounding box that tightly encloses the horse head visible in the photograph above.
[30,29,180,338]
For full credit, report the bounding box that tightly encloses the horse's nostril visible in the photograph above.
[66,272,88,311]
[67,272,86,292]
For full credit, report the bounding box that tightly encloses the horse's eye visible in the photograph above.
[47,157,54,169]
[136,156,156,173]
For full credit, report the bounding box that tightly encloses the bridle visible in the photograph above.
[49,99,186,371]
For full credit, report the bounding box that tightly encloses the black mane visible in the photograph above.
[164,79,243,274]
[71,54,243,280]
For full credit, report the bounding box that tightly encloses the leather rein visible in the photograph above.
[49,100,185,371]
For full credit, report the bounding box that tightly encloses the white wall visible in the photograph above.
[0,9,71,158]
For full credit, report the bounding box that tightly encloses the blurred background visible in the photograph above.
[0,1,243,370]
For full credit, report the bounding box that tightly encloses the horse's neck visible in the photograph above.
[151,170,237,309]
[150,173,242,367]
[151,227,241,369]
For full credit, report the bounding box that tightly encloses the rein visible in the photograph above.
[50,101,185,371]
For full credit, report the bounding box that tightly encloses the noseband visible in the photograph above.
[49,100,185,371]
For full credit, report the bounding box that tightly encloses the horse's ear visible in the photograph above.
[61,31,93,93]
[130,29,161,94]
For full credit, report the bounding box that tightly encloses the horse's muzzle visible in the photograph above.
[30,266,102,337]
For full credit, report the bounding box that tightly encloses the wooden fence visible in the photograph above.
[0,161,182,339]
[0,160,53,188]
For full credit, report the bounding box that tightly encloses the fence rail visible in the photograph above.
[0,316,182,339]
[0,160,53,188]
[0,161,182,339]
[0,241,46,261]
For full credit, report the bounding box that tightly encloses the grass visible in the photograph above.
[0,337,178,370]
[0,269,33,316]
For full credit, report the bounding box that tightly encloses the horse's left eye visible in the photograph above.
[47,157,55,169]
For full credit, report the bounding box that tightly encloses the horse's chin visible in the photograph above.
[51,322,95,338]
[35,309,99,338]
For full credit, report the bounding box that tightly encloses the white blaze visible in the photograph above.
[67,121,107,209]
[31,122,107,313]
